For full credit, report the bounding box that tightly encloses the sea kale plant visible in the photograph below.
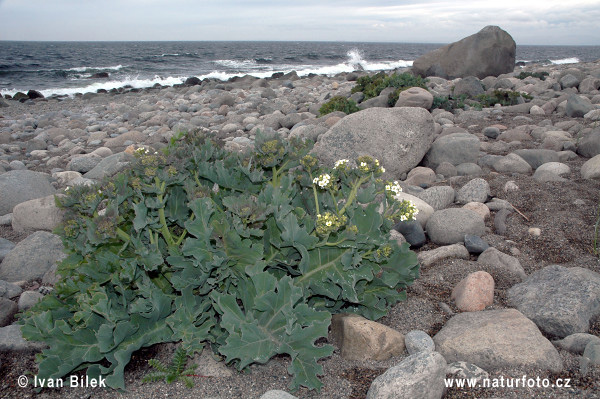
[19,130,420,392]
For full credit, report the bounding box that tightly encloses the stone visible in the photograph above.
[433,309,563,372]
[0,324,46,352]
[553,333,600,355]
[17,290,44,311]
[462,202,490,221]
[581,341,600,376]
[451,271,495,312]
[395,87,434,109]
[311,107,434,178]
[498,129,532,143]
[0,297,17,327]
[452,76,485,98]
[412,26,515,79]
[507,265,600,338]
[67,154,102,173]
[260,391,298,399]
[579,77,600,93]
[463,234,489,255]
[84,151,135,180]
[389,230,407,247]
[456,178,490,204]
[529,105,546,115]
[535,162,570,176]
[104,130,146,148]
[415,186,455,210]
[0,280,22,299]
[393,192,434,228]
[435,162,457,178]
[423,133,480,170]
[581,154,600,179]
[331,314,405,361]
[404,330,435,355]
[566,94,594,118]
[426,208,485,245]
[392,220,426,248]
[478,244,525,279]
[0,231,66,282]
[483,126,501,139]
[446,362,489,385]
[0,238,15,263]
[503,180,519,192]
[366,351,447,399]
[528,227,542,237]
[11,194,65,233]
[559,74,580,89]
[404,167,436,187]
[456,163,483,177]
[192,349,233,378]
[0,170,56,216]
[417,244,470,268]
[577,129,600,158]
[512,149,560,169]
[492,153,532,174]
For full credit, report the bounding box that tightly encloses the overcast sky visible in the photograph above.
[0,0,599,45]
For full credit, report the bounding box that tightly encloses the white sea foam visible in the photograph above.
[550,57,580,65]
[0,75,185,98]
[67,65,125,72]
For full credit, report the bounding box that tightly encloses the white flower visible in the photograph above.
[313,174,332,189]
[334,159,349,169]
[385,181,402,195]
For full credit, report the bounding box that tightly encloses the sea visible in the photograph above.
[1,41,600,98]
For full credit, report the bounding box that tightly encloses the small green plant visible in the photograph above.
[142,346,197,388]
[476,90,533,108]
[319,96,359,116]
[351,72,428,105]
[516,71,549,81]
[431,95,469,111]
[19,129,420,392]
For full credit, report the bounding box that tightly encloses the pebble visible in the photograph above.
[404,330,435,355]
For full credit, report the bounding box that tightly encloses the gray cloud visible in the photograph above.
[0,0,598,44]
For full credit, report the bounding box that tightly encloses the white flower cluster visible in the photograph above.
[135,146,150,155]
[312,173,331,189]
[334,159,349,169]
[385,181,402,195]
[399,200,419,222]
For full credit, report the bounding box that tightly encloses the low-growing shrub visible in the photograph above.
[351,72,428,105]
[476,89,533,108]
[516,71,549,81]
[19,130,420,392]
[432,95,469,111]
[319,96,359,116]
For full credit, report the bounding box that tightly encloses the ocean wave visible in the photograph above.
[0,75,186,98]
[67,65,125,72]
[550,57,580,65]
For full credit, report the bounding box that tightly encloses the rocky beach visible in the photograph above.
[1,27,600,399]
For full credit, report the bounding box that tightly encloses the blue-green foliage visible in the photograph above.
[19,130,420,392]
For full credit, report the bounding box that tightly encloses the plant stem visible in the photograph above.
[155,177,175,247]
[309,172,320,215]
[339,175,369,216]
[116,227,131,242]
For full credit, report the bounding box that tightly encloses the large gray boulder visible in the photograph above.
[433,309,563,372]
[507,265,600,338]
[412,26,516,79]
[0,231,66,282]
[311,107,434,178]
[422,133,480,170]
[0,170,56,216]
[366,351,447,399]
